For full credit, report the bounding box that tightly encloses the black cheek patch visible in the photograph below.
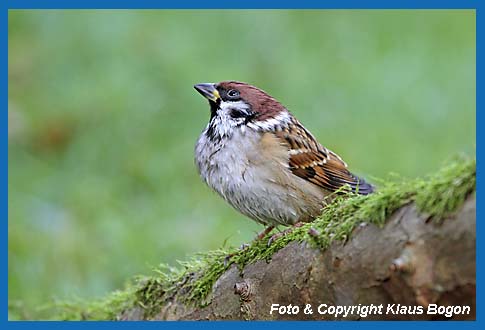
[244,112,256,124]
[230,109,248,119]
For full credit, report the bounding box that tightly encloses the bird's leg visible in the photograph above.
[224,226,275,266]
[255,225,275,241]
[267,222,304,246]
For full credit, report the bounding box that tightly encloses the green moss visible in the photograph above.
[47,157,476,320]
[17,285,138,320]
[415,157,476,220]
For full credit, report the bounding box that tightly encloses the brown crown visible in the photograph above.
[216,81,287,120]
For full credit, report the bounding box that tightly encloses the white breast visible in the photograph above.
[195,126,326,226]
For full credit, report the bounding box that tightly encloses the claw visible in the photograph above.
[224,254,232,267]
[239,243,250,250]
[224,243,251,266]
[266,222,304,246]
[267,232,284,246]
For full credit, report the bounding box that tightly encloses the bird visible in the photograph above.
[193,81,373,234]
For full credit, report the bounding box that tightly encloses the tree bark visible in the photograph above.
[120,196,476,320]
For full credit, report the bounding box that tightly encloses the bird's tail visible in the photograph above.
[351,175,374,195]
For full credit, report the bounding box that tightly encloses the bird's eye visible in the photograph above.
[227,89,240,98]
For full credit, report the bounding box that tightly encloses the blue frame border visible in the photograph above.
[4,0,480,329]
[3,0,482,9]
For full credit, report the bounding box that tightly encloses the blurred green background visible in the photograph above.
[8,10,475,319]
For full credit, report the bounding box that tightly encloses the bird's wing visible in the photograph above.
[274,119,373,195]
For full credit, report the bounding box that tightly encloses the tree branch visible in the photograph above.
[120,196,475,320]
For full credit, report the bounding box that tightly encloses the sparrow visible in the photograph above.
[194,81,373,230]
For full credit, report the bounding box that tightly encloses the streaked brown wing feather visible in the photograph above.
[275,119,373,195]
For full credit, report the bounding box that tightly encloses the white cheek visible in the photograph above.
[218,100,250,113]
[209,101,250,138]
[247,111,291,131]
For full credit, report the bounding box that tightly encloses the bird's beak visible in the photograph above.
[194,83,221,102]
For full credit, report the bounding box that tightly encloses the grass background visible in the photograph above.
[8,10,475,319]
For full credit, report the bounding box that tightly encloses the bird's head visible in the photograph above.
[194,81,291,139]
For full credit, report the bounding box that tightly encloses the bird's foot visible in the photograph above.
[223,243,251,266]
[267,222,304,246]
[223,225,277,266]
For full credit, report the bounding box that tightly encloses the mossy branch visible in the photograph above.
[45,158,476,320]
